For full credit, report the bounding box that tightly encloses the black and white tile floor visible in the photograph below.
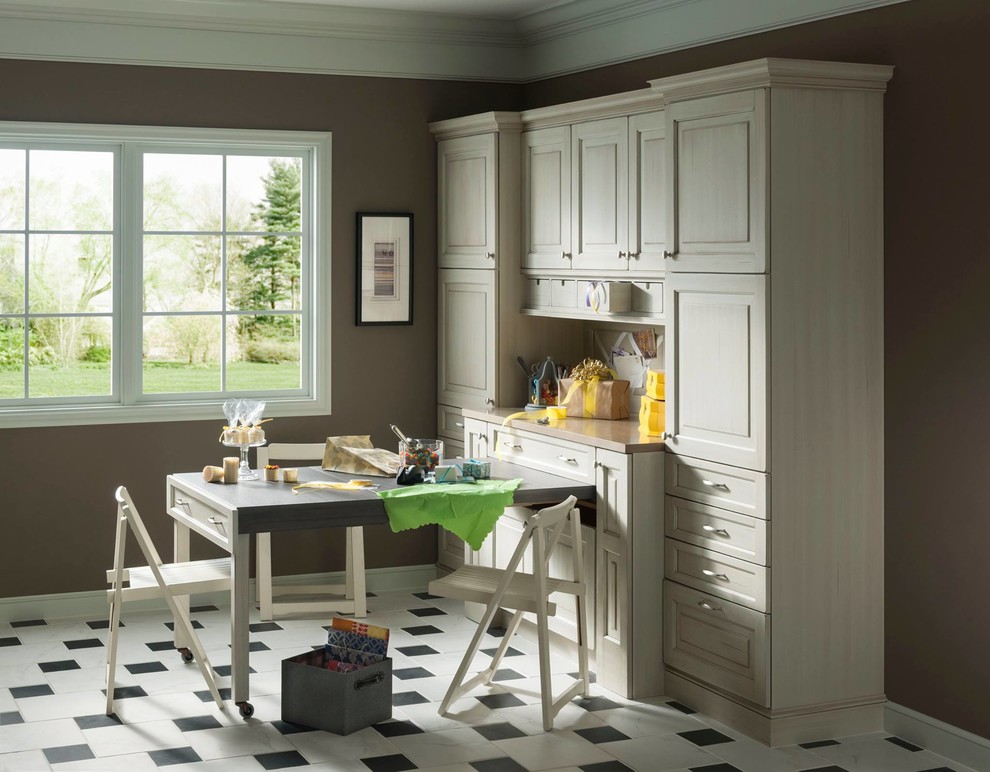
[0,590,975,772]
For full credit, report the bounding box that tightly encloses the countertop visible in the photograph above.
[461,407,665,454]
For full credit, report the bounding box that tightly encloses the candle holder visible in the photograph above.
[221,439,267,481]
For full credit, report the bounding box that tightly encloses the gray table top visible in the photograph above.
[168,459,596,534]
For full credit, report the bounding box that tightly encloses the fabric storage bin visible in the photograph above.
[281,649,392,734]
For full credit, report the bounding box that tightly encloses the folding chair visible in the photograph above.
[428,495,590,731]
[256,443,367,620]
[106,486,230,715]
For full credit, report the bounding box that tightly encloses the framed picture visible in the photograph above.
[356,212,413,326]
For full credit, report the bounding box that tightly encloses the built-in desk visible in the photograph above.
[452,407,665,699]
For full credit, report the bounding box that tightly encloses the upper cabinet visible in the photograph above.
[666,90,767,273]
[628,111,668,271]
[572,117,629,271]
[438,133,497,269]
[522,127,571,271]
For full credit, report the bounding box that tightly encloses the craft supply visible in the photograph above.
[462,459,490,479]
[281,467,298,483]
[223,457,240,484]
[264,465,280,482]
[291,480,377,493]
[646,369,665,400]
[546,406,567,420]
[399,440,443,472]
[389,424,412,445]
[203,465,225,483]
[434,465,460,483]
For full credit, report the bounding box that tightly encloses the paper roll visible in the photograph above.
[223,457,240,484]
[203,465,224,483]
[281,468,298,483]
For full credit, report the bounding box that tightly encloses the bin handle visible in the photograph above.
[354,670,385,690]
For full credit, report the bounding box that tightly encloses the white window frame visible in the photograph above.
[0,122,331,428]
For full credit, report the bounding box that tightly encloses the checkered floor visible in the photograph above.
[0,590,975,771]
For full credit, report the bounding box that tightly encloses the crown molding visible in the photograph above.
[428,111,524,140]
[0,0,911,82]
[520,86,664,129]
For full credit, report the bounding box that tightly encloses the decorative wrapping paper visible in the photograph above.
[377,478,522,550]
[324,617,389,671]
[322,436,398,477]
[560,378,631,420]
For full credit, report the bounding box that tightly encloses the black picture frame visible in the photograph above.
[355,212,413,326]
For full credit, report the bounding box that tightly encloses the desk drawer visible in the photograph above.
[665,540,768,612]
[168,486,229,547]
[438,403,468,443]
[665,455,768,519]
[493,426,594,483]
[664,580,769,706]
[665,496,767,565]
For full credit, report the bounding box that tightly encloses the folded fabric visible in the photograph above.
[377,478,522,550]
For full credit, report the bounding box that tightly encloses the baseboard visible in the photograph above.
[885,701,990,771]
[0,564,438,624]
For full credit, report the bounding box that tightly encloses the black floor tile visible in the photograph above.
[486,626,506,637]
[42,744,95,764]
[918,768,958,772]
[174,715,224,731]
[195,687,233,702]
[74,713,123,729]
[0,711,24,725]
[396,645,439,657]
[678,728,735,747]
[799,739,840,749]
[667,700,695,714]
[481,646,524,658]
[402,625,443,636]
[248,641,271,652]
[105,685,149,700]
[470,758,527,772]
[125,660,169,674]
[568,671,597,683]
[580,762,635,772]
[412,591,441,600]
[64,638,103,649]
[38,659,81,672]
[886,736,923,752]
[10,619,46,628]
[10,684,54,698]
[250,622,284,632]
[475,692,526,709]
[190,605,219,612]
[473,722,527,741]
[147,640,180,651]
[574,695,623,712]
[393,666,434,680]
[272,719,313,734]
[392,691,430,707]
[214,664,257,676]
[491,668,525,681]
[86,619,114,629]
[360,753,418,772]
[256,750,310,769]
[690,764,744,772]
[149,746,203,766]
[574,725,631,744]
[798,767,850,772]
[165,620,204,631]
[0,636,21,647]
[373,719,425,737]
[408,607,447,617]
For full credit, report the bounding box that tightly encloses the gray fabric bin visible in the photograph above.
[281,649,392,734]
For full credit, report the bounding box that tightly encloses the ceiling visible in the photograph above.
[255,0,572,19]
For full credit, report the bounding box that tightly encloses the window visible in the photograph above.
[0,124,331,427]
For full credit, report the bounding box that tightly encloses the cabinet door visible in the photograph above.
[572,118,628,271]
[437,527,466,571]
[667,90,767,273]
[438,269,496,408]
[438,134,497,269]
[628,111,667,272]
[595,448,631,695]
[523,127,571,271]
[664,273,767,471]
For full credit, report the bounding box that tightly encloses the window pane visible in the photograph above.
[227,235,301,311]
[27,316,111,397]
[29,150,113,231]
[144,154,222,232]
[0,149,26,229]
[227,156,302,234]
[28,234,112,314]
[0,318,25,399]
[143,314,221,394]
[226,315,301,391]
[143,235,221,313]
[0,235,25,313]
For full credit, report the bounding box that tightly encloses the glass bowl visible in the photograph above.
[399,439,444,472]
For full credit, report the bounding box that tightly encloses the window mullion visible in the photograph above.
[119,143,142,406]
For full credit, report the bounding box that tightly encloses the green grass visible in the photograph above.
[0,360,300,399]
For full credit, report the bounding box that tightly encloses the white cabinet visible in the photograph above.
[628,111,668,271]
[665,90,767,274]
[438,269,496,410]
[571,117,629,271]
[664,273,767,471]
[438,133,497,269]
[522,127,571,271]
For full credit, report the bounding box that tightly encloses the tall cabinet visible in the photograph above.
[658,59,892,745]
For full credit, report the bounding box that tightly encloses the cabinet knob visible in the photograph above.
[629,251,640,258]
[485,398,495,406]
[702,525,731,537]
[661,432,674,441]
[561,251,572,259]
[697,600,723,613]
[487,252,495,260]
[618,251,627,259]
[702,479,729,490]
[701,569,730,581]
[662,250,675,259]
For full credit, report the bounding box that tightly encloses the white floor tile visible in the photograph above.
[285,725,400,763]
[599,733,721,771]
[183,723,294,761]
[705,733,835,771]
[14,691,107,723]
[591,702,706,738]
[490,701,607,734]
[52,750,159,770]
[0,718,85,753]
[0,749,50,771]
[82,718,188,756]
[493,729,614,770]
[388,726,503,765]
[393,697,499,732]
[811,734,969,772]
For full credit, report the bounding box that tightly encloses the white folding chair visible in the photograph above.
[106,486,230,715]
[428,495,590,731]
[256,443,367,621]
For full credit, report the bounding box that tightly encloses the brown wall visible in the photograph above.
[0,61,521,593]
[3,0,989,740]
[525,0,990,741]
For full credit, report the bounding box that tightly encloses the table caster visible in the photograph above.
[178,648,194,663]
[237,701,254,718]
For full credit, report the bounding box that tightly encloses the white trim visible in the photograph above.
[0,563,438,624]
[0,0,910,83]
[885,702,990,772]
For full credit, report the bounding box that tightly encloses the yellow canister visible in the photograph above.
[645,370,665,401]
[639,394,665,436]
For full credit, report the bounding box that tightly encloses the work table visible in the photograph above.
[460,406,665,454]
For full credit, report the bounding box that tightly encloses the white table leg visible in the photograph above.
[231,533,251,711]
[173,520,191,650]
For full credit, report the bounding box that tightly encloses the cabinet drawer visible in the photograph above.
[550,279,577,308]
[525,278,551,308]
[664,495,767,565]
[665,454,768,519]
[168,487,229,548]
[631,281,663,315]
[664,580,769,706]
[493,426,594,483]
[665,539,768,612]
[438,404,468,442]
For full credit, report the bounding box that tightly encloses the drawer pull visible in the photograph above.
[175,498,190,508]
[702,479,729,490]
[701,569,730,581]
[557,455,577,464]
[503,442,522,450]
[702,525,730,537]
[455,421,464,428]
[207,516,226,536]
[697,600,723,613]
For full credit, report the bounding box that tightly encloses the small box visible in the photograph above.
[579,281,632,313]
[462,459,490,479]
[281,649,392,735]
[639,394,665,437]
[645,370,665,401]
